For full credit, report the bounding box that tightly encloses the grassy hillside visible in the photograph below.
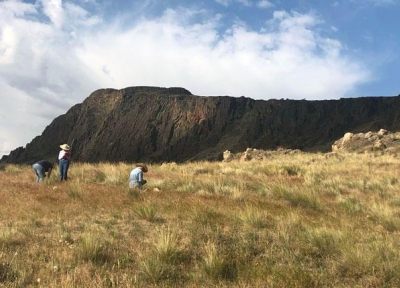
[1,152,400,287]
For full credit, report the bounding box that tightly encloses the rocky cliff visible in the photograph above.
[2,86,400,164]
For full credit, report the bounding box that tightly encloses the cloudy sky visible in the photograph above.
[1,0,399,157]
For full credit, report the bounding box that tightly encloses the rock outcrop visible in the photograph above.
[332,129,400,155]
[223,147,303,162]
[223,128,400,162]
[2,86,400,164]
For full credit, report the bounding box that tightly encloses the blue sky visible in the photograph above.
[0,0,399,156]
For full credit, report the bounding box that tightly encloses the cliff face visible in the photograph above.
[2,86,400,164]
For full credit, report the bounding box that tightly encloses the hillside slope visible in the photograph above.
[2,86,400,164]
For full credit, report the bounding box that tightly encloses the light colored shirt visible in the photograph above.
[58,150,71,160]
[129,167,144,186]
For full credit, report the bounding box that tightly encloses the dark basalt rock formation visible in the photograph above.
[2,86,400,164]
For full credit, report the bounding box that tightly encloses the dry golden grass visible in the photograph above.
[1,152,400,287]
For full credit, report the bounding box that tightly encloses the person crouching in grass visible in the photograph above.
[129,163,148,188]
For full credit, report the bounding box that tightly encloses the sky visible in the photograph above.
[1,0,399,157]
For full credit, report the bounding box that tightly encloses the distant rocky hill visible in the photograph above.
[2,86,400,164]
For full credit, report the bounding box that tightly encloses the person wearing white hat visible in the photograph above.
[58,144,71,181]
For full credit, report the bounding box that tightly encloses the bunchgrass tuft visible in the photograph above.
[139,256,176,284]
[201,240,237,282]
[239,205,274,229]
[340,197,363,214]
[201,241,226,280]
[4,164,24,173]
[134,205,158,222]
[66,181,86,199]
[281,189,321,210]
[153,226,184,263]
[0,252,18,283]
[279,165,303,176]
[190,208,224,227]
[75,231,110,263]
[0,228,24,246]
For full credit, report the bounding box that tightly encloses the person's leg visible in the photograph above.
[59,161,65,181]
[33,164,45,182]
[64,160,70,180]
[59,160,70,180]
[32,164,40,182]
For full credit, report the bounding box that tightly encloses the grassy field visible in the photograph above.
[1,152,400,287]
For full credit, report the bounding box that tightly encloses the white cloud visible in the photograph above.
[331,1,339,7]
[0,1,370,157]
[0,79,58,156]
[76,8,368,99]
[362,32,374,43]
[215,0,230,6]
[0,0,101,157]
[215,0,254,7]
[257,0,273,9]
[0,0,37,17]
[39,0,64,28]
[236,0,253,6]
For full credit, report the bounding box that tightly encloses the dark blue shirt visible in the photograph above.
[36,160,53,172]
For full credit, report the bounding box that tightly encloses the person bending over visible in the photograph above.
[32,160,53,182]
[129,163,148,188]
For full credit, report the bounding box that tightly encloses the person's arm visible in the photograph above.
[138,170,143,184]
[47,168,52,178]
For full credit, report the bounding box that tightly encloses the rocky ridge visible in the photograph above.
[223,129,400,162]
[331,129,400,155]
[2,86,400,164]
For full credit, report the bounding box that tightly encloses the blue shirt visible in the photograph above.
[36,160,53,172]
[129,167,144,186]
